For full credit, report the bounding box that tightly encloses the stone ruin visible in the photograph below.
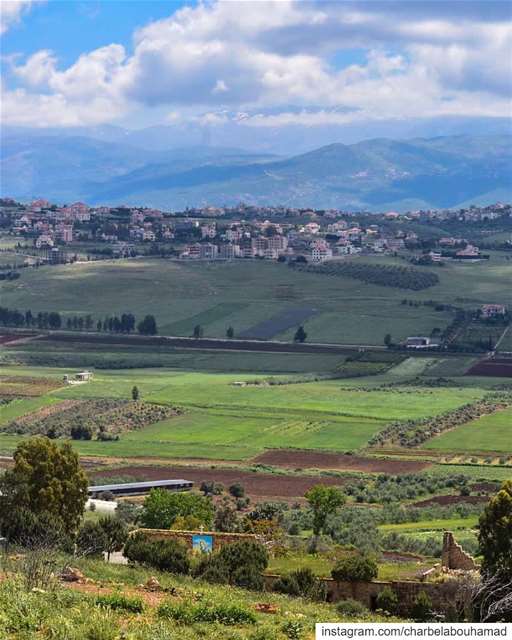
[441,531,478,571]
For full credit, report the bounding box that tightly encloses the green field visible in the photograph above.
[378,516,478,534]
[427,464,512,482]
[424,406,512,453]
[0,365,486,460]
[6,254,512,345]
[1,339,347,373]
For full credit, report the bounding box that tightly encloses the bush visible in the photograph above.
[217,540,268,574]
[331,554,378,583]
[157,600,256,625]
[95,592,144,613]
[273,568,326,601]
[76,522,108,558]
[229,483,245,498]
[231,565,264,591]
[410,591,433,621]
[281,619,305,639]
[198,561,230,585]
[376,586,399,614]
[123,532,190,574]
[1,508,71,550]
[336,598,369,618]
[195,540,268,590]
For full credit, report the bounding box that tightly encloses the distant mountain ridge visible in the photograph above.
[1,132,510,211]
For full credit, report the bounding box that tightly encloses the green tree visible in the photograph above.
[305,484,345,535]
[193,324,203,339]
[229,483,245,498]
[131,385,140,401]
[140,489,214,529]
[294,325,307,343]
[478,480,512,576]
[384,333,392,347]
[0,437,88,536]
[137,315,157,335]
[331,553,378,583]
[99,516,128,561]
[226,326,234,339]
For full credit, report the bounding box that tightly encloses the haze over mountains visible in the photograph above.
[1,129,511,212]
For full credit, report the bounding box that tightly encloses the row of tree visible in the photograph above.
[0,306,158,336]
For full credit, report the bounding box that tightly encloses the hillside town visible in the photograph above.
[1,198,511,267]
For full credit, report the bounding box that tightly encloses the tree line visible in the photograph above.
[0,306,158,335]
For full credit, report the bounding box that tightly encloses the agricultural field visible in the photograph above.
[0,364,498,463]
[0,337,349,373]
[4,254,512,345]
[423,406,512,454]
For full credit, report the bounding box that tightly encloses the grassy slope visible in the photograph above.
[3,557,392,640]
[9,254,512,344]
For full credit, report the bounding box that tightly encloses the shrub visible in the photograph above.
[229,483,245,498]
[376,586,399,615]
[157,600,256,625]
[95,592,144,613]
[336,599,369,618]
[123,532,190,574]
[198,561,230,585]
[217,540,268,574]
[331,554,378,583]
[76,522,107,558]
[231,565,264,591]
[410,591,433,621]
[274,568,326,601]
[281,619,305,639]
[195,540,268,590]
[1,508,71,550]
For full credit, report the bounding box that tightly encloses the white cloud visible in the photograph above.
[2,0,511,128]
[0,0,43,35]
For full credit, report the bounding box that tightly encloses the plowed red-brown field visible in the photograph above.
[466,358,512,378]
[412,495,489,508]
[90,465,348,500]
[253,450,431,473]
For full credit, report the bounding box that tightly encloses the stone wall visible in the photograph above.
[263,574,464,616]
[441,531,478,571]
[134,528,260,552]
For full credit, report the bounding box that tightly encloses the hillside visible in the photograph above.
[1,133,510,211]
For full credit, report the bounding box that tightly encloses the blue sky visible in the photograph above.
[1,0,511,146]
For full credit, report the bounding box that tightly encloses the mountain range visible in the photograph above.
[1,130,510,211]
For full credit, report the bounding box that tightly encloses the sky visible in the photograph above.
[1,0,511,150]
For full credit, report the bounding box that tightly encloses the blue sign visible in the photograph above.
[192,534,213,553]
